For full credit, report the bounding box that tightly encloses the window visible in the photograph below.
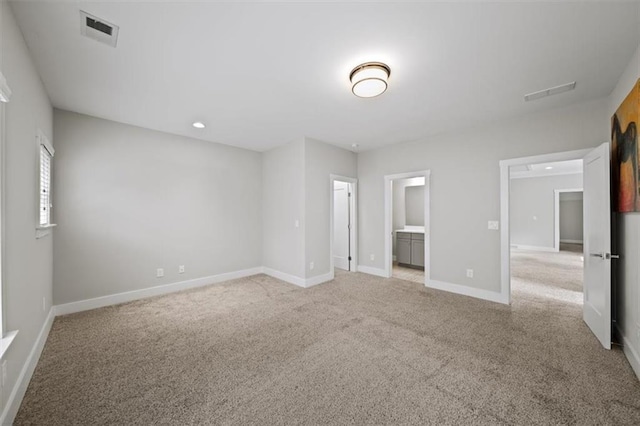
[36,131,55,238]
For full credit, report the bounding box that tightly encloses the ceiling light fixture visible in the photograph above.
[350,62,390,98]
[192,121,205,129]
[524,81,576,102]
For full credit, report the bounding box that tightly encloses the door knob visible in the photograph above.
[606,253,620,260]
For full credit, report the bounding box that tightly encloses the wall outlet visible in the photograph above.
[466,269,474,278]
[294,220,300,228]
[42,297,46,312]
[178,265,185,274]
[370,254,375,261]
[156,268,164,278]
[309,261,314,270]
[488,221,499,230]
[1,360,7,388]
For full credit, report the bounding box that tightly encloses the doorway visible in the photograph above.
[330,175,357,273]
[384,171,431,284]
[500,145,614,349]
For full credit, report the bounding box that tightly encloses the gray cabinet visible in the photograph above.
[396,231,425,270]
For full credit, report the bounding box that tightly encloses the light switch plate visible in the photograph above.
[488,221,499,230]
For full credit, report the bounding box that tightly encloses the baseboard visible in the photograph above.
[512,244,557,253]
[262,267,306,288]
[357,265,388,278]
[305,271,334,288]
[615,324,640,381]
[0,308,55,425]
[426,279,507,305]
[560,239,583,244]
[54,267,264,316]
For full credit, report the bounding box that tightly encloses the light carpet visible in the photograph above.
[15,253,640,424]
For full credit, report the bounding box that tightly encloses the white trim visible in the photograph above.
[511,244,557,253]
[510,169,583,179]
[384,170,431,283]
[329,175,358,273]
[426,280,507,304]
[0,308,54,426]
[554,188,583,251]
[262,267,306,288]
[500,148,593,304]
[0,329,17,359]
[357,265,387,278]
[616,324,640,381]
[55,267,263,316]
[304,271,334,288]
[560,239,584,244]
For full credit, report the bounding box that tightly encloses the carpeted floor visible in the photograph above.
[16,250,640,424]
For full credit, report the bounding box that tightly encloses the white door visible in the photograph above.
[333,182,351,271]
[583,143,612,349]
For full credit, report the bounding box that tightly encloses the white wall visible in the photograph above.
[510,173,583,249]
[358,98,608,292]
[52,110,262,304]
[262,138,306,279]
[0,0,53,419]
[304,137,357,279]
[609,41,640,379]
[559,192,583,243]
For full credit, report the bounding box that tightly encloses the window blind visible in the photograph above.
[39,144,52,226]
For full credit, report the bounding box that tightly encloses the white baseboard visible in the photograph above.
[512,244,557,253]
[262,267,306,287]
[560,239,583,244]
[55,267,264,316]
[426,279,507,305]
[305,271,334,288]
[357,265,388,278]
[0,308,55,426]
[616,324,640,381]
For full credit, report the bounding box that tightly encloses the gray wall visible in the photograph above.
[559,192,583,243]
[610,41,640,378]
[262,138,306,279]
[304,137,357,279]
[52,110,262,304]
[358,98,607,292]
[510,173,583,249]
[0,0,53,417]
[405,186,425,226]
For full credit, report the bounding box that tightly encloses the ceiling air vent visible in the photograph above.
[80,11,119,47]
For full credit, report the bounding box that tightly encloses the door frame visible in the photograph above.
[384,170,431,282]
[499,148,592,304]
[554,188,584,251]
[329,175,357,273]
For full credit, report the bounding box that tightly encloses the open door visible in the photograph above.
[583,143,612,349]
[333,182,351,271]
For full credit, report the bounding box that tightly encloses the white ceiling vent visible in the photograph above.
[80,11,119,47]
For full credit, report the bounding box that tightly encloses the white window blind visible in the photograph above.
[39,144,53,226]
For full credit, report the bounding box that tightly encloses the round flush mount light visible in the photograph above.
[192,121,205,129]
[350,62,390,98]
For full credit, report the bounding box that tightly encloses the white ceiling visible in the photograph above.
[9,1,640,152]
[510,159,583,179]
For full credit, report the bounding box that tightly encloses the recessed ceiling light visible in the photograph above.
[192,122,205,129]
[350,62,390,98]
[545,166,553,170]
[524,81,576,102]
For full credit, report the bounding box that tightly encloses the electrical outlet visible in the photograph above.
[309,262,314,270]
[370,254,375,261]
[294,220,300,228]
[488,221,499,230]
[178,265,185,274]
[466,269,474,278]
[156,268,164,278]
[1,360,7,388]
[42,297,46,312]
